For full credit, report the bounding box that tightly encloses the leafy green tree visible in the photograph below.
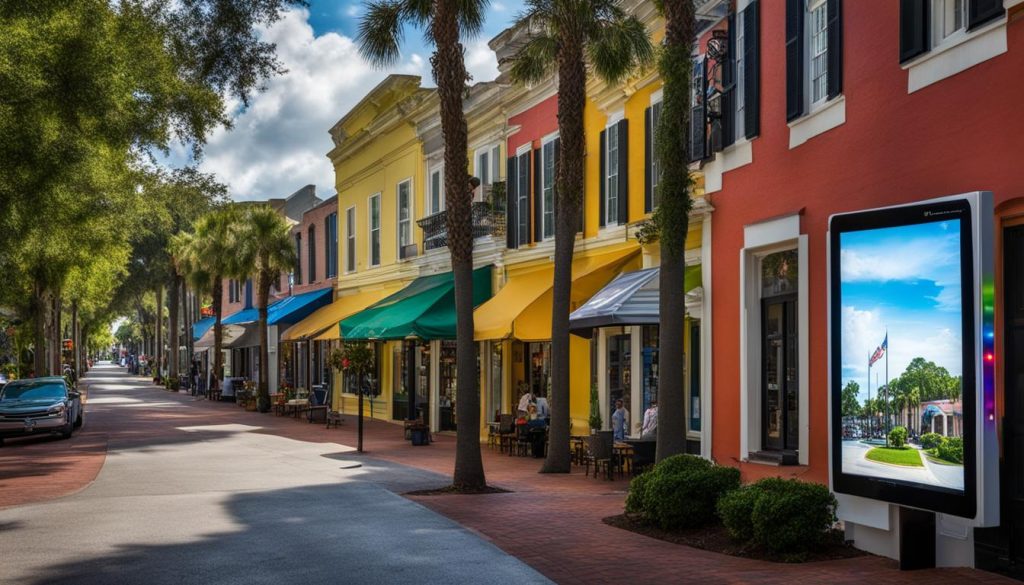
[841,381,861,418]
[508,0,654,472]
[359,0,490,490]
[232,206,295,412]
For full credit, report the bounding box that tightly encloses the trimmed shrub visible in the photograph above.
[717,484,762,541]
[750,479,837,554]
[920,432,944,450]
[888,425,908,448]
[936,436,964,464]
[625,471,652,514]
[642,456,740,530]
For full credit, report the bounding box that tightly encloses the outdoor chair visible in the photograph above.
[511,423,532,457]
[326,410,343,429]
[304,387,328,423]
[497,414,516,454]
[582,431,614,479]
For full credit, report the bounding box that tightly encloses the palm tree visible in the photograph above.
[186,207,239,395]
[649,0,696,461]
[509,1,653,472]
[358,0,489,491]
[232,205,295,413]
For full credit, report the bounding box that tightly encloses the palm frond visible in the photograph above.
[586,14,654,85]
[509,33,558,85]
[357,0,407,68]
[455,0,489,39]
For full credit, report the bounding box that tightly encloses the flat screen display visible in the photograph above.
[830,197,977,518]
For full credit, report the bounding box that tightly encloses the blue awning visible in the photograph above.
[222,288,333,327]
[192,317,215,341]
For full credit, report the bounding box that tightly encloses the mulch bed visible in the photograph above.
[406,485,512,496]
[603,513,868,563]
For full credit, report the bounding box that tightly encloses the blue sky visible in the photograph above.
[839,220,964,403]
[166,1,525,202]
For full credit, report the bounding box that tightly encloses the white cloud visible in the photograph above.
[164,8,507,202]
[465,39,499,84]
[345,4,360,18]
[492,1,508,12]
[839,234,958,284]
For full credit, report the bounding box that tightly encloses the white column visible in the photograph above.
[597,328,609,432]
[630,326,642,433]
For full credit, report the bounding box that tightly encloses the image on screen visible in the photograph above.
[838,219,965,493]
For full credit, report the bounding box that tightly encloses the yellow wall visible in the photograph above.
[583,97,605,238]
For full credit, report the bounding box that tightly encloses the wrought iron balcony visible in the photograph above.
[417,184,506,251]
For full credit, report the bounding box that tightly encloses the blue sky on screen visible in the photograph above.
[840,220,964,403]
[164,0,525,202]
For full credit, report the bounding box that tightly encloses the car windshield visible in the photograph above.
[0,382,66,401]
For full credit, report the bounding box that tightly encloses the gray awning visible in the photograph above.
[193,322,260,350]
[568,265,702,337]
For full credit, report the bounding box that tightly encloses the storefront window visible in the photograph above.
[527,342,551,398]
[608,333,631,416]
[642,326,659,415]
[392,344,408,420]
[439,341,457,431]
[393,341,430,423]
[689,323,701,432]
[343,342,380,397]
[279,343,294,389]
[489,342,503,422]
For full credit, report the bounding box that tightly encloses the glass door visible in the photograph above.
[762,297,797,451]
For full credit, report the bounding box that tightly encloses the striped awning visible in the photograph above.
[568,265,701,336]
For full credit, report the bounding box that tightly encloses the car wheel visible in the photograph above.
[74,410,83,429]
[0,437,5,447]
[61,417,73,439]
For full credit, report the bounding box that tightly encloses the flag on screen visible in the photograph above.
[869,334,888,367]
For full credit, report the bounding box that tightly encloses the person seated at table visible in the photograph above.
[525,404,547,429]
[611,399,629,441]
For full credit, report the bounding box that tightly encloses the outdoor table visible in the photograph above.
[285,398,309,418]
[613,443,635,478]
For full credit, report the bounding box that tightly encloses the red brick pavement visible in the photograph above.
[2,369,1015,584]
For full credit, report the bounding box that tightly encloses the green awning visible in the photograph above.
[340,266,492,340]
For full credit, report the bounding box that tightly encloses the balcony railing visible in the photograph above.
[417,183,506,251]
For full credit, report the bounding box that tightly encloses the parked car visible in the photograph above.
[0,376,83,445]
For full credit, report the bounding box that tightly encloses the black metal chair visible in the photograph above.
[583,431,614,479]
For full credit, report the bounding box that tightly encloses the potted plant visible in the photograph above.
[330,342,375,452]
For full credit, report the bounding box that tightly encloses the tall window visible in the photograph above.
[932,0,965,45]
[649,100,663,209]
[368,193,381,267]
[477,145,501,186]
[808,1,828,106]
[397,180,412,257]
[325,212,338,278]
[307,225,316,283]
[345,206,356,273]
[734,14,746,140]
[294,233,303,285]
[605,123,619,225]
[429,166,444,214]
[516,150,530,245]
[541,138,556,239]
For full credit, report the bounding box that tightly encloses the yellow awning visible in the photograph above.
[280,287,399,342]
[474,243,641,341]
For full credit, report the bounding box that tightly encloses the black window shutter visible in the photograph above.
[506,156,518,249]
[785,0,804,121]
[599,130,607,227]
[899,0,929,63]
[518,152,530,245]
[689,61,706,163]
[721,10,736,149]
[533,147,542,243]
[616,119,628,225]
[743,1,760,139]
[644,107,652,213]
[969,0,1004,30]
[826,0,843,100]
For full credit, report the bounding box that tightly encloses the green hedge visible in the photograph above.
[718,477,837,554]
[920,432,944,450]
[936,436,964,464]
[627,454,740,530]
[888,426,908,448]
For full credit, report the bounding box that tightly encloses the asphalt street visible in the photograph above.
[0,363,551,585]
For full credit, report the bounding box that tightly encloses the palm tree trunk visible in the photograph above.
[212,276,224,394]
[434,0,485,490]
[542,38,586,474]
[169,276,180,388]
[257,272,271,413]
[656,0,696,461]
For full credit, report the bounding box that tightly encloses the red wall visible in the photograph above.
[507,94,559,154]
[710,4,1024,483]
